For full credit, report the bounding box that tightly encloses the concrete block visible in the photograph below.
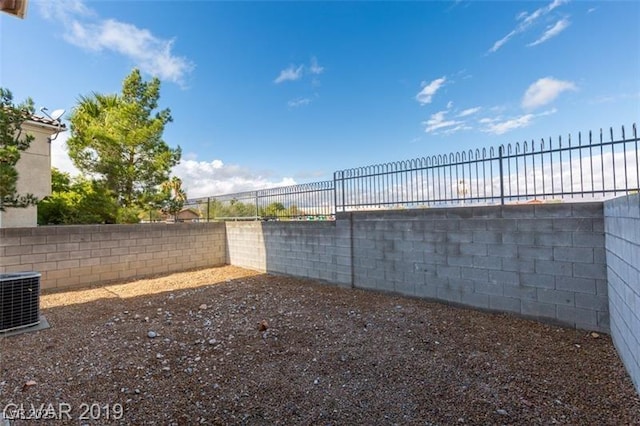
[472,255,502,270]
[488,270,519,285]
[489,295,521,313]
[553,247,594,263]
[557,305,598,327]
[518,246,553,261]
[474,281,504,296]
[573,262,607,280]
[415,282,438,299]
[502,232,535,245]
[553,218,593,232]
[521,300,556,319]
[575,293,609,311]
[459,219,487,230]
[501,258,535,273]
[537,288,575,306]
[461,266,488,282]
[473,231,501,244]
[486,244,514,258]
[520,272,555,289]
[461,291,490,309]
[448,255,474,267]
[486,219,517,231]
[535,260,573,277]
[573,232,605,248]
[535,232,573,247]
[503,284,537,300]
[534,205,573,218]
[437,264,460,279]
[460,243,487,256]
[556,277,597,294]
[437,286,462,303]
[518,218,553,231]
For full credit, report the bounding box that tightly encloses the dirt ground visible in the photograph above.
[1,265,638,425]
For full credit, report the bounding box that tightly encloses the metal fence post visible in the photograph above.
[206,197,210,222]
[255,192,259,221]
[333,172,338,215]
[499,145,505,205]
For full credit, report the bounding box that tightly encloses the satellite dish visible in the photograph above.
[50,109,65,121]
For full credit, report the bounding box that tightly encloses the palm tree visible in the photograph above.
[161,176,187,222]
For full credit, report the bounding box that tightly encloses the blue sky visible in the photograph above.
[1,0,639,198]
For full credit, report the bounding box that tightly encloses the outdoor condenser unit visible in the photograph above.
[0,272,41,333]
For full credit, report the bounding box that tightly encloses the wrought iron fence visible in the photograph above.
[186,123,638,221]
[184,180,335,221]
[335,123,639,211]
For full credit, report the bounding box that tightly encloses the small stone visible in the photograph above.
[162,366,170,371]
[156,353,164,359]
[147,331,157,339]
[199,304,208,310]
[496,409,508,416]
[590,332,600,338]
[313,378,320,385]
[208,339,217,345]
[258,320,269,332]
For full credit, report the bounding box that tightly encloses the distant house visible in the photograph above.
[0,114,66,228]
[175,208,201,222]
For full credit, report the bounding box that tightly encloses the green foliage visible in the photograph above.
[67,69,181,209]
[260,202,304,219]
[207,199,256,219]
[204,199,304,220]
[38,169,119,225]
[0,87,37,211]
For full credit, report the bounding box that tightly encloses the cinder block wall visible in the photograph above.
[350,203,608,332]
[225,221,352,286]
[604,194,640,394]
[0,223,226,290]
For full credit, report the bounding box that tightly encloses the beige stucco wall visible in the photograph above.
[0,120,63,228]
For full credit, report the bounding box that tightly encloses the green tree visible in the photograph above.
[67,69,181,209]
[0,88,37,211]
[160,176,187,221]
[38,168,118,225]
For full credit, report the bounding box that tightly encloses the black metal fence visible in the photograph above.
[186,123,638,221]
[184,180,335,221]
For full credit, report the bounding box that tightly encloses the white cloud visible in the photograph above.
[458,106,481,117]
[522,77,576,110]
[173,158,296,198]
[423,110,462,133]
[489,0,569,53]
[481,114,535,135]
[287,97,312,108]
[480,109,556,135]
[528,18,570,46]
[38,0,193,85]
[446,100,454,109]
[309,57,324,75]
[415,77,446,105]
[274,65,304,84]
[50,132,81,177]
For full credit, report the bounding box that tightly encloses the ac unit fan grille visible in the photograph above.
[0,272,41,333]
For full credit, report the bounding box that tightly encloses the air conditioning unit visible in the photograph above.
[0,272,41,333]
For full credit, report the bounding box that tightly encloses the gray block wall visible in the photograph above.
[0,223,226,290]
[225,220,352,286]
[350,203,608,332]
[604,194,640,394]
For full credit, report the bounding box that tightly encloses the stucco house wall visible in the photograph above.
[0,118,65,228]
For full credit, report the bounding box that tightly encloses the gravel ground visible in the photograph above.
[0,265,638,425]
